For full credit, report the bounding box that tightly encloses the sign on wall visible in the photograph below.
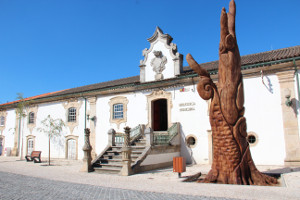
[179,102,195,112]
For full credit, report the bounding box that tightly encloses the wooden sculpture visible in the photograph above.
[186,0,277,185]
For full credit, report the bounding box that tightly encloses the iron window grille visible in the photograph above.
[0,116,4,126]
[68,107,76,122]
[28,112,35,124]
[113,104,123,119]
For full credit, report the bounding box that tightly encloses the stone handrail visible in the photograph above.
[153,123,179,145]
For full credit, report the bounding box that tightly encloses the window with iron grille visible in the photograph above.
[113,104,123,119]
[28,112,35,124]
[68,107,76,122]
[0,116,4,126]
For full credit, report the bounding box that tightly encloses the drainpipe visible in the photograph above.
[294,59,300,106]
[17,115,21,156]
[84,98,87,130]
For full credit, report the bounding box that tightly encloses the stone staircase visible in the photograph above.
[93,137,147,174]
[91,123,181,175]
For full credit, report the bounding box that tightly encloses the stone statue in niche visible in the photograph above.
[186,0,277,185]
[151,50,167,80]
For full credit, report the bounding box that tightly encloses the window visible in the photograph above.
[247,132,258,147]
[248,135,256,144]
[28,112,35,124]
[109,96,128,127]
[186,135,197,148]
[68,107,76,122]
[0,116,4,126]
[113,104,123,119]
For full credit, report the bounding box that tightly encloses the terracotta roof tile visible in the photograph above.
[0,90,66,107]
[183,45,300,73]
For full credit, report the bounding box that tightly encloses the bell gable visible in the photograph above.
[139,27,183,83]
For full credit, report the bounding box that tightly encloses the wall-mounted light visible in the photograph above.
[284,88,292,107]
[87,114,96,121]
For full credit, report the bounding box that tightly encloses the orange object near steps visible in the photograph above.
[173,157,186,173]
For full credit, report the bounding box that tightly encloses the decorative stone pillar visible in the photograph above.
[88,97,97,159]
[277,71,300,165]
[120,126,133,176]
[12,113,20,156]
[144,127,153,146]
[80,128,93,172]
[139,64,146,83]
[108,129,116,146]
[207,130,213,165]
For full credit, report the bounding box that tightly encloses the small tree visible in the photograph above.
[38,115,65,165]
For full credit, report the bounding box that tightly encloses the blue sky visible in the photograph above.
[0,0,299,104]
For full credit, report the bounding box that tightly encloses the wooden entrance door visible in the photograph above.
[152,99,168,131]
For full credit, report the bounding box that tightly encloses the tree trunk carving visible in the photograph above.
[186,0,277,185]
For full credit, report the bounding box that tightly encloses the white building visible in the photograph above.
[1,27,300,173]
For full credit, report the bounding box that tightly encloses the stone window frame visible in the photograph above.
[146,90,172,130]
[247,131,259,147]
[65,135,79,160]
[25,135,36,155]
[26,106,38,134]
[109,96,128,128]
[63,99,82,134]
[0,110,7,134]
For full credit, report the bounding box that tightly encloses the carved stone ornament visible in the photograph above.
[150,51,167,80]
[186,0,277,186]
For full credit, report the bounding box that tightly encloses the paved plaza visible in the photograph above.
[0,157,300,200]
[0,171,235,200]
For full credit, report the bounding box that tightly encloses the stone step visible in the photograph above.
[112,155,139,160]
[100,158,137,163]
[134,143,146,146]
[101,163,123,168]
[93,167,120,174]
[112,146,145,150]
[106,150,144,154]
[100,158,122,164]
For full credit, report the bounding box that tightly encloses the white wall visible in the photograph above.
[168,85,211,164]
[13,99,87,160]
[1,75,288,166]
[1,109,16,155]
[244,75,285,165]
[95,92,149,155]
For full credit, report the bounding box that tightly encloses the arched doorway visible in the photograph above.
[152,99,168,131]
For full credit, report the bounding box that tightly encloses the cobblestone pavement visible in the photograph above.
[1,157,300,200]
[0,171,237,200]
